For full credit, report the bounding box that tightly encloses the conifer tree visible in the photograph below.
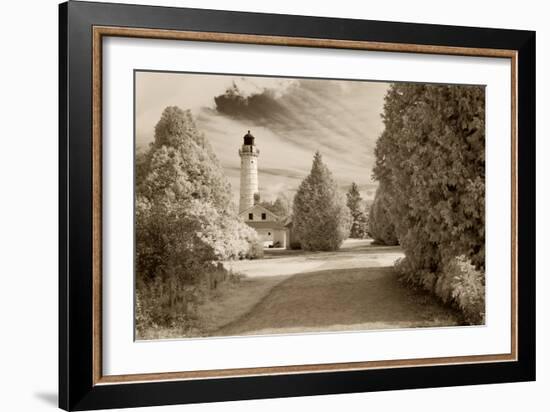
[371,83,485,323]
[373,84,485,271]
[346,182,369,239]
[368,185,398,245]
[293,152,351,251]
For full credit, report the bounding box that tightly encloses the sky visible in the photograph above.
[135,71,389,204]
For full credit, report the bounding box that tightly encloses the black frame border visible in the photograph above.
[59,1,535,410]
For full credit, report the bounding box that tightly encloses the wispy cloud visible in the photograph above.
[136,72,388,204]
[212,79,385,160]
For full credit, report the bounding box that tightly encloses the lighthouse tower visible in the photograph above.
[239,130,260,212]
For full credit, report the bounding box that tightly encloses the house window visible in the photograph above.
[248,213,253,220]
[261,213,266,220]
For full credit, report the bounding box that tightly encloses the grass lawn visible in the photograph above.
[139,240,461,340]
[138,273,292,340]
[216,267,461,337]
[194,274,292,335]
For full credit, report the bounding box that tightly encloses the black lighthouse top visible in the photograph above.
[243,130,255,146]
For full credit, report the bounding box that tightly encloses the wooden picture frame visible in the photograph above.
[59,1,535,410]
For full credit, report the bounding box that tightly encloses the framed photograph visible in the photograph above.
[59,1,536,410]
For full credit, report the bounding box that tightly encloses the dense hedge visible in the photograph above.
[372,83,486,323]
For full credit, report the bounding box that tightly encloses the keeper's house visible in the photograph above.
[239,204,289,249]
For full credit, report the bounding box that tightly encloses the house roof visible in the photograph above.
[239,204,280,220]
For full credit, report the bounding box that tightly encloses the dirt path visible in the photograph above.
[215,240,460,337]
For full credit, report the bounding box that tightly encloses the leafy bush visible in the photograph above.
[445,256,485,324]
[293,151,351,251]
[397,255,485,324]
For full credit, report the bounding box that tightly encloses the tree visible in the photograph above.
[346,182,369,238]
[292,152,351,251]
[136,106,261,331]
[368,185,398,245]
[259,193,291,221]
[372,83,485,323]
[271,196,290,219]
[373,83,485,269]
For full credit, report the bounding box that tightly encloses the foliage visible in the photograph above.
[396,255,485,325]
[136,106,261,331]
[346,182,370,238]
[135,272,201,337]
[444,256,485,324]
[372,83,485,324]
[368,186,398,245]
[292,151,351,251]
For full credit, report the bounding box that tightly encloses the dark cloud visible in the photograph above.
[214,82,307,137]
[213,79,387,166]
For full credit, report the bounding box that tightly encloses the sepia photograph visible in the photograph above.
[53,2,536,409]
[134,71,486,340]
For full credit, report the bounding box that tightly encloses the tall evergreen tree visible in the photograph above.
[373,84,485,271]
[293,152,351,251]
[346,182,369,238]
[371,83,485,323]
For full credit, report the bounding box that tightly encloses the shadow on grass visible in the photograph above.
[215,266,461,337]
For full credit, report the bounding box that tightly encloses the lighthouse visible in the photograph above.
[237,130,291,249]
[238,130,260,212]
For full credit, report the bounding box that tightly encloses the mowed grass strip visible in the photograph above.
[215,267,461,337]
[140,263,461,340]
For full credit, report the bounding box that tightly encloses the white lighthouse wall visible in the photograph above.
[239,153,259,212]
